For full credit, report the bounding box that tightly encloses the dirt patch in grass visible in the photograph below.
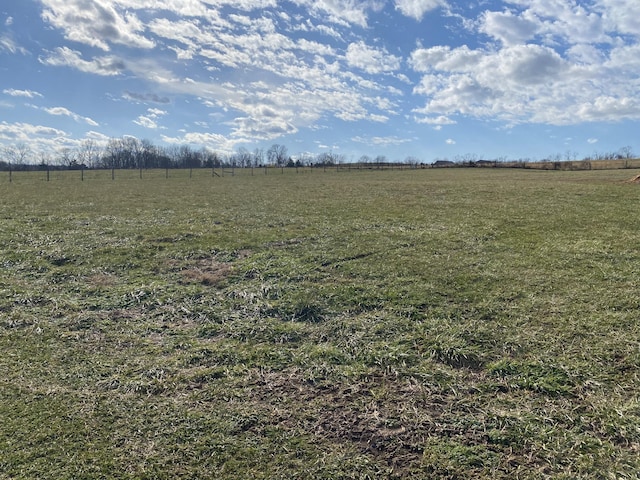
[241,369,508,477]
[87,273,119,288]
[181,261,233,286]
[175,251,251,286]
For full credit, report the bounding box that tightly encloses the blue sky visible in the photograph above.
[1,0,639,163]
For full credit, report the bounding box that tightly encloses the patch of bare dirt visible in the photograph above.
[87,273,118,288]
[240,369,495,477]
[180,261,233,286]
[176,250,252,286]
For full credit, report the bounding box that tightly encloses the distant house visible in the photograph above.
[433,160,455,167]
[476,160,495,167]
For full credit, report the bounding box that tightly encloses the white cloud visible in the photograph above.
[479,10,539,46]
[446,138,456,145]
[43,106,73,116]
[3,89,43,98]
[43,106,99,126]
[352,135,412,146]
[414,114,456,125]
[292,0,376,27]
[482,1,610,46]
[0,121,65,138]
[85,130,110,143]
[0,121,93,157]
[123,91,171,104]
[599,0,640,37]
[161,131,240,153]
[566,44,605,64]
[30,0,405,143]
[39,47,126,76]
[134,115,159,129]
[409,37,640,126]
[134,108,167,129]
[147,17,212,53]
[493,44,566,85]
[113,13,398,141]
[0,35,28,55]
[574,96,640,122]
[345,41,401,74]
[311,23,343,40]
[147,108,168,117]
[588,138,598,144]
[395,0,446,21]
[406,1,640,126]
[40,0,155,51]
[12,0,640,154]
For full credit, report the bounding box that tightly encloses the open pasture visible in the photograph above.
[1,168,640,478]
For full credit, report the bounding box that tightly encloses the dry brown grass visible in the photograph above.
[173,251,251,286]
[180,261,233,286]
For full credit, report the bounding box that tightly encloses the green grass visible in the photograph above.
[1,167,640,478]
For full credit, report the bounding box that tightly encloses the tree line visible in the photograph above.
[1,136,635,173]
[0,138,371,172]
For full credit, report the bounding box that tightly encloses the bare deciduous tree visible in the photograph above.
[267,144,288,166]
[78,139,102,169]
[4,143,32,181]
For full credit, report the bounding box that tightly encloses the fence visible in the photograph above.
[1,163,428,183]
[3,158,640,184]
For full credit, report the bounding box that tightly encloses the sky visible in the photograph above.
[1,0,639,163]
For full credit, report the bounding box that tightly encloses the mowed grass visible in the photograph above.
[1,167,640,478]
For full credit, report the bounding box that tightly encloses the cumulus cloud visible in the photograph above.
[147,108,168,117]
[134,115,159,129]
[85,130,110,142]
[0,121,91,157]
[345,41,401,74]
[480,1,612,47]
[26,0,406,144]
[403,0,639,126]
[39,47,126,76]
[40,0,155,51]
[3,89,43,98]
[113,12,398,142]
[42,106,99,126]
[414,114,456,126]
[495,44,566,85]
[395,0,446,21]
[409,37,640,125]
[293,0,376,27]
[599,0,640,37]
[0,121,67,141]
[10,0,640,153]
[479,10,539,46]
[134,108,167,129]
[161,131,240,152]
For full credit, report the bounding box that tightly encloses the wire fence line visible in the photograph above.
[4,157,640,185]
[1,163,430,184]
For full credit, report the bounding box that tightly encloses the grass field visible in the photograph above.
[1,167,640,479]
